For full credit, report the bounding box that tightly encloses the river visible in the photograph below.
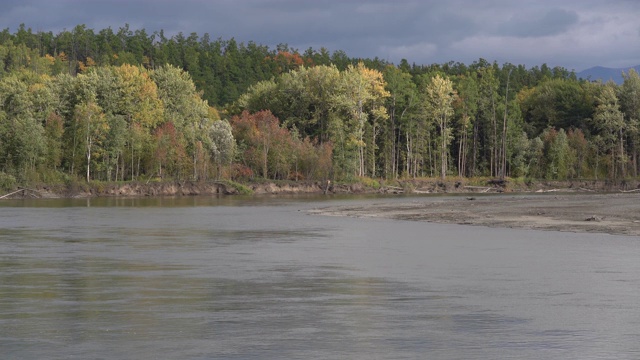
[1,195,639,359]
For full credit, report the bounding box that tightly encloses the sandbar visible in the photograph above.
[310,193,640,236]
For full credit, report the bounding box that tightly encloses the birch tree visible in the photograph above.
[73,101,108,182]
[593,83,625,178]
[338,62,389,177]
[209,120,235,178]
[383,65,417,179]
[424,74,456,180]
[453,73,478,177]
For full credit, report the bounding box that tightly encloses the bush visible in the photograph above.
[359,176,381,189]
[401,181,415,194]
[0,172,16,191]
[89,180,107,194]
[65,177,90,194]
[220,179,254,195]
[230,164,254,182]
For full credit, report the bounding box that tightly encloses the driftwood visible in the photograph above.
[620,189,640,193]
[412,189,431,194]
[380,186,404,194]
[323,180,332,195]
[0,189,24,199]
[463,186,496,193]
[0,188,42,199]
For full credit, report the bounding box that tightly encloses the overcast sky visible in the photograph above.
[2,0,640,71]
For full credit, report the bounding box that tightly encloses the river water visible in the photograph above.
[1,195,639,359]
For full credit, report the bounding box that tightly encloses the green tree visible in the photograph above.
[113,64,163,179]
[476,66,500,177]
[526,136,545,178]
[337,62,389,177]
[151,64,213,180]
[424,74,457,179]
[383,65,417,179]
[74,101,108,182]
[209,120,235,178]
[620,69,640,177]
[567,128,588,178]
[453,72,478,177]
[518,78,593,137]
[0,73,49,182]
[593,83,625,178]
[541,128,570,179]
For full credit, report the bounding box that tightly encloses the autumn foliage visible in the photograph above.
[2,24,640,186]
[269,51,313,74]
[231,110,332,180]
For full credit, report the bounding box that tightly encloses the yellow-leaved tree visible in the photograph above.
[337,62,389,177]
[113,64,163,180]
[424,74,457,180]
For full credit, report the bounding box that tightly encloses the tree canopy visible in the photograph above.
[1,24,639,189]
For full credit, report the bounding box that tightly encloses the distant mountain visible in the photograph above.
[577,65,640,84]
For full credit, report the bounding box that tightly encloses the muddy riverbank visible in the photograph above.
[309,192,640,236]
[3,178,639,199]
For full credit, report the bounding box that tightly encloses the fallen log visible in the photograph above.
[463,186,496,192]
[620,189,640,193]
[0,188,42,199]
[380,186,404,194]
[0,189,25,199]
[412,189,431,194]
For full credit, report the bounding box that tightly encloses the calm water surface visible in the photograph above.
[1,195,639,359]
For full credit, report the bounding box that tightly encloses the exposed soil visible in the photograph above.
[3,180,330,199]
[309,192,640,237]
[3,178,639,199]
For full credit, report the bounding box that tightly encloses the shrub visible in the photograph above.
[359,176,381,189]
[0,172,16,191]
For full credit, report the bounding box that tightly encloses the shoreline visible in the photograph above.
[2,178,639,199]
[309,192,640,237]
[2,179,639,236]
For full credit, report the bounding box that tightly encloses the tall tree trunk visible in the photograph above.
[390,108,396,179]
[115,153,119,182]
[130,142,134,181]
[86,138,91,183]
[472,119,479,177]
[492,100,497,178]
[620,129,625,178]
[440,116,447,180]
[501,71,511,179]
[406,129,411,177]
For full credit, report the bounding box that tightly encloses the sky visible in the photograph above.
[2,0,640,72]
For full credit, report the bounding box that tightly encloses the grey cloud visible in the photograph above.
[497,8,579,37]
[0,0,638,70]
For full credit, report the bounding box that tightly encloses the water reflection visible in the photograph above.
[0,193,378,208]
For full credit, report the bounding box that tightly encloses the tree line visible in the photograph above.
[1,24,639,189]
[236,62,639,181]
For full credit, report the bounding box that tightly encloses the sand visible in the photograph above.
[309,192,640,236]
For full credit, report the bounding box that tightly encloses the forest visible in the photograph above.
[0,24,639,190]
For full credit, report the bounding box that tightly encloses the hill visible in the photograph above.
[577,65,640,84]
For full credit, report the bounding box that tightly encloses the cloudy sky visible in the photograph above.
[2,0,640,71]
